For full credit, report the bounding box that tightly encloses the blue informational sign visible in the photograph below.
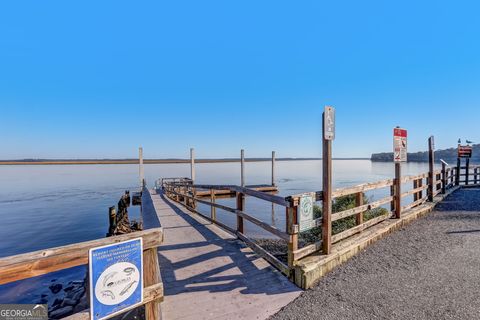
[89,238,143,320]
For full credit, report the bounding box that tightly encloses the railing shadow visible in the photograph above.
[152,190,298,297]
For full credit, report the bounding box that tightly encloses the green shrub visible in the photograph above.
[299,193,389,245]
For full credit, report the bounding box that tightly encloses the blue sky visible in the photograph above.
[1,1,479,159]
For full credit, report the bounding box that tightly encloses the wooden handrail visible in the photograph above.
[332,179,393,198]
[0,228,164,320]
[0,228,163,285]
[163,181,290,207]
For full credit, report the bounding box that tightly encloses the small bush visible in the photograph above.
[299,193,389,245]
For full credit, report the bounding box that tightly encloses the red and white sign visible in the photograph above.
[393,128,407,162]
[458,145,473,158]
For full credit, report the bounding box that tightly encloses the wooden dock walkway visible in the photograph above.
[142,189,301,320]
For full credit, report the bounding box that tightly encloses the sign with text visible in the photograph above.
[89,239,143,320]
[393,128,407,162]
[458,145,473,158]
[323,106,335,141]
[299,193,315,232]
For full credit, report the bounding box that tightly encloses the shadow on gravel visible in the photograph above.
[447,229,480,234]
[435,188,480,212]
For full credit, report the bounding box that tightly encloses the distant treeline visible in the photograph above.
[371,144,480,163]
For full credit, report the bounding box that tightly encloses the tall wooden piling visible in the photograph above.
[190,148,195,183]
[271,151,276,187]
[241,149,245,187]
[322,106,334,255]
[139,147,145,187]
[428,136,435,201]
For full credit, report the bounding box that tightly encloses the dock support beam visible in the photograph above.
[139,147,145,188]
[272,151,276,187]
[190,148,195,183]
[428,136,435,202]
[241,149,245,187]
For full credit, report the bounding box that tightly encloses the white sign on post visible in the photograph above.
[299,193,315,232]
[393,128,407,162]
[324,106,335,141]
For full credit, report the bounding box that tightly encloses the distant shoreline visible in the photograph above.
[0,158,369,165]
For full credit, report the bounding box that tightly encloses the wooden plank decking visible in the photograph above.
[142,189,301,320]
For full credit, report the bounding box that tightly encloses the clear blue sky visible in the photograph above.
[1,1,479,160]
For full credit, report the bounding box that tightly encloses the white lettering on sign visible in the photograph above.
[324,106,335,141]
[393,128,407,163]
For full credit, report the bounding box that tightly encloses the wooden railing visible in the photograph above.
[0,228,164,320]
[456,164,480,186]
[160,164,459,274]
[160,180,292,276]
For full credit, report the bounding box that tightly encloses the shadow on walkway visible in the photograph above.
[144,189,298,298]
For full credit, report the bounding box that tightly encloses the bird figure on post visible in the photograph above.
[458,138,462,144]
[466,140,474,145]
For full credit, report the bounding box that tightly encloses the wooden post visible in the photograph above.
[190,148,196,209]
[418,178,423,200]
[286,205,298,269]
[428,136,435,202]
[236,192,245,234]
[465,158,470,185]
[271,151,276,187]
[210,189,216,221]
[143,248,161,320]
[413,179,419,202]
[394,163,402,219]
[355,192,364,225]
[322,109,333,255]
[241,149,245,187]
[139,147,145,188]
[190,148,195,183]
[108,206,116,236]
[390,185,395,212]
[456,158,461,186]
[441,161,447,194]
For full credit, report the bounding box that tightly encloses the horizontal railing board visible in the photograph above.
[0,228,164,286]
[164,188,289,240]
[62,283,164,320]
[332,196,393,222]
[332,179,393,198]
[332,214,390,244]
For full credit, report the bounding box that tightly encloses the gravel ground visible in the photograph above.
[271,188,480,320]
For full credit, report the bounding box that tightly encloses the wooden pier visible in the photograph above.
[141,188,301,320]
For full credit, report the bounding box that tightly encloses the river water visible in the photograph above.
[0,160,433,304]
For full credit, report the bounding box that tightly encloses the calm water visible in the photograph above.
[0,160,433,303]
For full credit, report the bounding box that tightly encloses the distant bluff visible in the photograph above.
[371,144,480,163]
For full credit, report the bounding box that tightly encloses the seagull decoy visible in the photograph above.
[466,140,474,144]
